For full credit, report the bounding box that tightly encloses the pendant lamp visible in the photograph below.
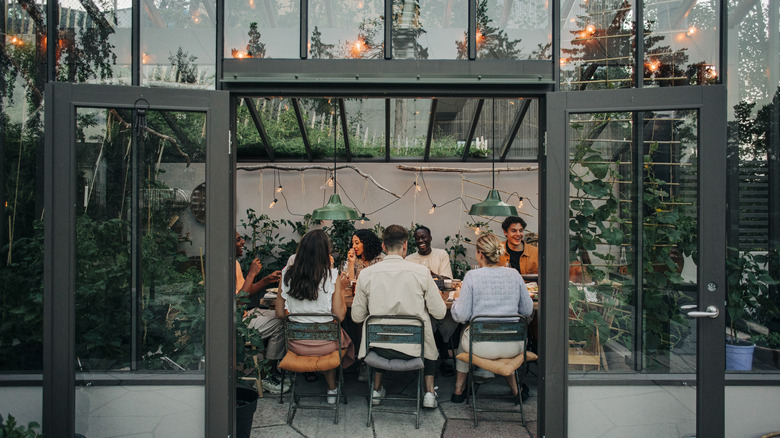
[468,99,518,217]
[312,101,360,221]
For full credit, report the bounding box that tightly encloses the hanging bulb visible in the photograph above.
[474,227,480,235]
[415,182,422,192]
[429,204,436,215]
[518,197,524,209]
[269,198,277,208]
[328,177,334,187]
[276,185,283,193]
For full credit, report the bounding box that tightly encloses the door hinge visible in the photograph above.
[228,130,232,155]
[543,131,548,156]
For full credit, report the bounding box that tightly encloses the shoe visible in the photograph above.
[450,391,467,403]
[473,367,494,382]
[357,363,368,382]
[261,373,290,394]
[439,360,455,377]
[423,390,438,408]
[327,387,339,404]
[371,386,386,406]
[521,383,530,402]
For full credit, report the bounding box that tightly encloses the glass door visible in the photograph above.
[541,86,726,437]
[43,84,232,437]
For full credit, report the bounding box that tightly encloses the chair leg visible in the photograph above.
[279,369,285,404]
[469,367,478,427]
[366,365,374,427]
[415,369,422,429]
[334,365,341,425]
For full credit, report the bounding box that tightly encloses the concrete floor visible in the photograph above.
[248,362,539,438]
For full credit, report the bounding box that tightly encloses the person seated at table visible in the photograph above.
[449,233,534,403]
[499,216,539,275]
[405,225,458,377]
[351,224,447,408]
[275,229,356,404]
[346,229,384,282]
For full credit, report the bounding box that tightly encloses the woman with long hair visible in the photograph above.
[276,229,355,403]
[449,233,534,403]
[346,228,384,282]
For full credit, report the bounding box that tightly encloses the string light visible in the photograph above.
[474,227,481,235]
[415,182,422,192]
[687,26,696,36]
[429,204,436,215]
[518,197,524,209]
[585,24,596,35]
[360,213,368,224]
[269,198,277,208]
[276,185,283,193]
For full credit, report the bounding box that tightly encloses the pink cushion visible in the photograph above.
[279,350,343,373]
[456,351,538,376]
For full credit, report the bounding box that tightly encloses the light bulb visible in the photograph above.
[276,185,283,193]
[687,26,696,36]
[429,204,436,214]
[518,197,524,208]
[415,183,422,192]
[328,178,334,187]
[474,227,480,235]
[269,198,277,208]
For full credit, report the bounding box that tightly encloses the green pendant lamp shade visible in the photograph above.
[311,100,360,221]
[468,99,518,218]
[312,194,360,220]
[468,189,518,217]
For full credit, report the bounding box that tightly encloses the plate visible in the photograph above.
[264,291,277,299]
[266,287,278,293]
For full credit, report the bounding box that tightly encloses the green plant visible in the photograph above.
[235,291,268,382]
[0,414,42,438]
[752,332,780,349]
[238,209,300,277]
[444,232,473,280]
[726,248,779,345]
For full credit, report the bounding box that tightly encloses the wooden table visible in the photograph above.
[261,289,455,309]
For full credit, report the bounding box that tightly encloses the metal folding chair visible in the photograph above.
[364,315,425,429]
[458,314,534,426]
[278,313,346,424]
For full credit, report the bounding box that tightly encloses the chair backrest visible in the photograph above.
[284,313,341,344]
[365,315,425,359]
[469,314,528,345]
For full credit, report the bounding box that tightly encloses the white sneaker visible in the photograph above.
[371,386,386,406]
[327,387,339,404]
[423,390,438,409]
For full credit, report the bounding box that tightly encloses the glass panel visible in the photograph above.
[388,98,430,157]
[560,0,636,91]
[643,0,720,87]
[76,386,204,436]
[342,98,386,157]
[309,0,384,59]
[568,111,636,372]
[474,0,551,60]
[57,0,131,83]
[392,0,467,60]
[499,98,539,160]
[140,0,216,87]
[225,0,299,59]
[0,388,41,429]
[75,106,205,430]
[726,0,779,372]
[1,0,46,372]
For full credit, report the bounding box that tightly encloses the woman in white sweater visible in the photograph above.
[449,233,534,403]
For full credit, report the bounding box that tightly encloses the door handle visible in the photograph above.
[686,305,719,319]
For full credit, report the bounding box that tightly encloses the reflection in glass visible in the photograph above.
[75,107,206,372]
[225,0,299,59]
[643,0,720,87]
[392,0,467,59]
[57,0,130,83]
[141,0,216,87]
[465,0,551,60]
[560,0,636,91]
[309,0,384,59]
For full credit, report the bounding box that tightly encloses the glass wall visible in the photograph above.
[225,0,300,59]
[309,0,385,59]
[473,0,551,60]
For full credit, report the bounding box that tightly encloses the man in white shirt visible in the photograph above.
[352,225,447,409]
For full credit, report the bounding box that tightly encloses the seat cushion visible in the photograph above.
[364,351,424,371]
[455,351,538,376]
[278,350,342,373]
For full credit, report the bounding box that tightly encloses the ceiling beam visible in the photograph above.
[500,99,531,160]
[290,98,312,161]
[461,99,485,161]
[244,98,276,161]
[424,99,438,161]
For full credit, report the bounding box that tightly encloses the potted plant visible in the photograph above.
[752,332,780,369]
[725,248,779,370]
[0,414,42,438]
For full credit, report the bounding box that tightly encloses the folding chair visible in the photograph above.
[278,313,347,424]
[364,315,425,429]
[455,314,537,426]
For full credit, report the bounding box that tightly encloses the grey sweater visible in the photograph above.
[450,266,534,323]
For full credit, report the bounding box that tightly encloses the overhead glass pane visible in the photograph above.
[225,0,299,59]
[497,97,539,160]
[643,0,720,87]
[560,0,636,91]
[309,0,384,59]
[473,0,552,60]
[56,0,131,83]
[1,0,46,373]
[388,98,432,158]
[140,0,216,87]
[342,98,386,157]
[392,0,467,59]
[74,105,206,434]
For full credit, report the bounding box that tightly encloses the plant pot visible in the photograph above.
[236,386,258,438]
[726,341,755,371]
